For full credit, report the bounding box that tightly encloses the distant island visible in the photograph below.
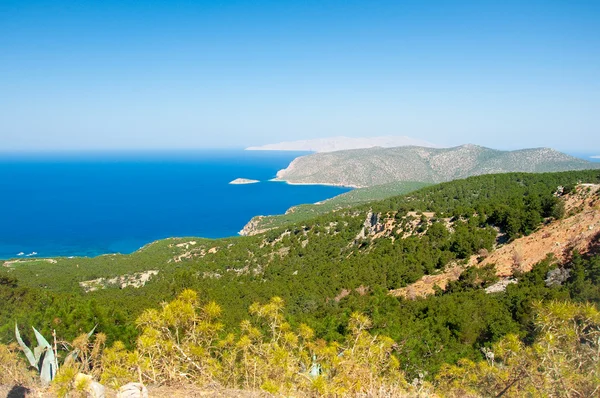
[273,144,600,188]
[229,178,260,185]
[245,135,439,152]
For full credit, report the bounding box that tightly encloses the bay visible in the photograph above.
[0,150,351,259]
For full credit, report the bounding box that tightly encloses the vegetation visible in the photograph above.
[436,301,600,397]
[241,181,431,235]
[2,290,598,396]
[1,169,600,395]
[14,324,59,385]
[275,144,600,187]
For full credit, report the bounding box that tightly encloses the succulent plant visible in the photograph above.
[15,323,96,386]
[15,323,58,385]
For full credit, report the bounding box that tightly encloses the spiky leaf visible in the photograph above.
[65,324,98,364]
[33,326,58,384]
[14,323,38,369]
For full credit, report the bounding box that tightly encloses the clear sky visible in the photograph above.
[1,0,599,152]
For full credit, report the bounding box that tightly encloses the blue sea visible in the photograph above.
[0,150,351,259]
[567,152,600,163]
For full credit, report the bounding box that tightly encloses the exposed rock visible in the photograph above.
[117,382,148,398]
[391,183,600,299]
[354,210,383,241]
[545,267,571,287]
[75,373,105,398]
[485,278,518,294]
[175,240,197,248]
[79,270,159,292]
[239,216,271,236]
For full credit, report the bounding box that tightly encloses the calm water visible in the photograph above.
[0,150,351,259]
[567,152,600,163]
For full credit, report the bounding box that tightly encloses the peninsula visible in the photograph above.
[273,144,600,188]
[229,178,260,185]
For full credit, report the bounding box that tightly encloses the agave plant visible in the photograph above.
[15,323,96,385]
[15,324,58,385]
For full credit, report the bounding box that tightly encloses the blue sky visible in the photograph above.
[1,0,599,152]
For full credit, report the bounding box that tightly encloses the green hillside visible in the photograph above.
[240,181,431,235]
[2,170,600,389]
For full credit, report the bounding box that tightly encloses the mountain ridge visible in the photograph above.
[274,144,600,187]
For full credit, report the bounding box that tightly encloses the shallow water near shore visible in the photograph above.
[0,150,351,259]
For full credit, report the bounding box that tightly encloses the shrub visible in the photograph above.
[436,301,600,397]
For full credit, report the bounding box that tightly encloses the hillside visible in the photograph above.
[274,144,600,187]
[246,135,438,152]
[240,181,431,235]
[391,183,600,299]
[2,170,600,396]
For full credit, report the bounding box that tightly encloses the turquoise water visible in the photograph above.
[0,150,351,259]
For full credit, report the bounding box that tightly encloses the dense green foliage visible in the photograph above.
[1,170,599,380]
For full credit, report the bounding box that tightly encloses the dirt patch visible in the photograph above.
[3,259,58,268]
[391,265,463,299]
[476,184,600,277]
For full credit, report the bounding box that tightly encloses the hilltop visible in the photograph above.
[274,144,600,187]
[245,135,438,152]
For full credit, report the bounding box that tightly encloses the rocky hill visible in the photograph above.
[390,183,600,299]
[274,144,600,187]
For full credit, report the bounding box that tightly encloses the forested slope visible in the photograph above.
[240,180,431,235]
[2,169,600,386]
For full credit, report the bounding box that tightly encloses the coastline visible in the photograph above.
[268,178,362,189]
[0,150,353,259]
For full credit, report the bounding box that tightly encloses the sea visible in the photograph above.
[0,150,351,259]
[1,150,598,260]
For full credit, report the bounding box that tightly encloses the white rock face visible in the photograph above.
[246,135,440,152]
[485,278,517,294]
